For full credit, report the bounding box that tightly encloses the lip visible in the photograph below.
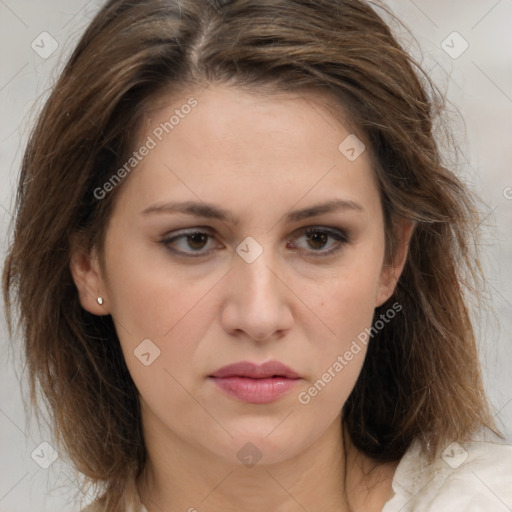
[209,361,301,404]
[210,361,301,379]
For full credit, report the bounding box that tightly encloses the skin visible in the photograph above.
[71,83,413,512]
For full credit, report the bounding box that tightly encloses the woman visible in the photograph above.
[3,0,511,511]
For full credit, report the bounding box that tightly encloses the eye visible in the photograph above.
[160,229,221,257]
[288,227,349,257]
[159,226,350,258]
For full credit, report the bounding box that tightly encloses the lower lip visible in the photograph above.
[210,376,300,404]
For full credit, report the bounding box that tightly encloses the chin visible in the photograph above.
[204,423,311,467]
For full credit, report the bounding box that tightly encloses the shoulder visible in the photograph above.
[383,439,512,511]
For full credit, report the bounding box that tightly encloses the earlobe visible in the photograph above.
[69,245,110,316]
[376,219,415,307]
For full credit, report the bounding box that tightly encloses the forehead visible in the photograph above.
[142,83,358,161]
[113,83,380,222]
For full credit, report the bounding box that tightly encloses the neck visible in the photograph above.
[138,417,353,512]
[137,408,398,512]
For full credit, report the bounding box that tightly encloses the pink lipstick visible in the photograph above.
[209,361,301,404]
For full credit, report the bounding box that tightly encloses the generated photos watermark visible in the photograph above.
[297,301,402,405]
[93,97,198,200]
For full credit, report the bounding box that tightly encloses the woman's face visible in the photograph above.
[75,84,406,466]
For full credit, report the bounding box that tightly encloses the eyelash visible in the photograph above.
[159,226,350,258]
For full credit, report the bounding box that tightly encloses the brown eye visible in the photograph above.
[186,233,209,250]
[160,229,220,257]
[288,227,349,257]
[305,230,329,250]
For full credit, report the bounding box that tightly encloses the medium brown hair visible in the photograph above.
[3,0,500,509]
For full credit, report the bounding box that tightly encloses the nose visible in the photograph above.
[220,245,294,342]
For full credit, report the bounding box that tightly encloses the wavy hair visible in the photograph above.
[3,0,499,509]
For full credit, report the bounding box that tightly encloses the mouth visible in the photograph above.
[208,360,301,404]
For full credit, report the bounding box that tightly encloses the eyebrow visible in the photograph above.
[140,198,363,225]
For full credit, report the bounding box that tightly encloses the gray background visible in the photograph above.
[1,1,511,510]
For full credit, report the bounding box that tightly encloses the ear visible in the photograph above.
[69,241,110,316]
[376,218,415,307]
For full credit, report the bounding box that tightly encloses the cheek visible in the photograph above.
[308,252,383,347]
[103,226,204,337]
[312,286,374,380]
[296,247,384,399]
[101,231,215,388]
[105,255,216,428]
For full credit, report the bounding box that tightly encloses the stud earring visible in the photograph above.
[97,297,104,305]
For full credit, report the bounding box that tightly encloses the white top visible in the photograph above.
[84,439,512,511]
[382,439,512,511]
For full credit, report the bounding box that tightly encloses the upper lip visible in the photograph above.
[209,361,301,379]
